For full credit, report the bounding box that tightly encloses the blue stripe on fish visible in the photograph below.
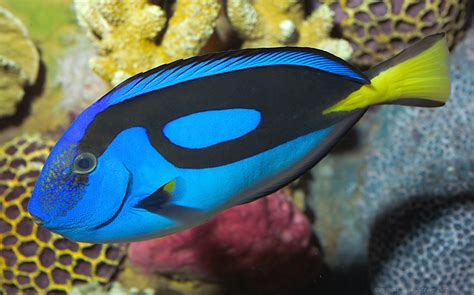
[102,48,368,107]
[163,109,262,149]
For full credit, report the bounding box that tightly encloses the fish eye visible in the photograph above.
[73,152,97,174]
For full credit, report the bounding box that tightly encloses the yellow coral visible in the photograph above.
[74,0,221,85]
[0,134,126,294]
[321,0,470,66]
[227,1,352,59]
[0,6,39,118]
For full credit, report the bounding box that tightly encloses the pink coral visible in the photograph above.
[128,190,320,289]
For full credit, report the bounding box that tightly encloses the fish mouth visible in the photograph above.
[40,167,132,233]
[28,204,78,232]
[39,216,78,231]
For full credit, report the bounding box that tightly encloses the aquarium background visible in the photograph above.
[0,1,473,294]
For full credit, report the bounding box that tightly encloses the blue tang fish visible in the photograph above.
[29,33,450,243]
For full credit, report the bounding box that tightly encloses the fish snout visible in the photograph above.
[27,192,49,225]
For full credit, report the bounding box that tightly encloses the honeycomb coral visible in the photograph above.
[0,134,126,294]
[369,196,474,295]
[226,1,353,59]
[0,6,39,118]
[320,0,470,66]
[74,0,221,85]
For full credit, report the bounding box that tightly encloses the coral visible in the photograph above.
[71,281,154,295]
[118,260,225,295]
[55,36,109,115]
[0,134,127,294]
[128,190,320,291]
[360,38,474,220]
[320,0,470,66]
[465,18,474,61]
[369,196,474,295]
[365,30,474,295]
[308,23,474,293]
[0,6,39,118]
[73,0,221,85]
[227,1,352,59]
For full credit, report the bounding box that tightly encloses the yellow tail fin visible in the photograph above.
[324,33,450,114]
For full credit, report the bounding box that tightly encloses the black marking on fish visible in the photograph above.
[234,108,367,207]
[79,65,366,168]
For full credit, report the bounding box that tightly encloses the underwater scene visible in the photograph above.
[0,1,473,294]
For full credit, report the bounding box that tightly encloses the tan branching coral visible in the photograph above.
[0,7,39,118]
[321,0,470,66]
[74,0,221,85]
[226,1,352,59]
[0,134,126,294]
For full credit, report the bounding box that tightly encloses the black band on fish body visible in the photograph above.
[233,108,367,207]
[78,65,365,169]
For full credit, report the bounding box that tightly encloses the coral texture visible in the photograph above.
[227,1,352,59]
[321,0,470,66]
[308,22,474,293]
[128,190,320,290]
[366,32,474,295]
[74,0,221,85]
[369,196,474,295]
[0,6,39,118]
[0,134,126,294]
[55,37,109,115]
[118,260,225,295]
[71,281,154,295]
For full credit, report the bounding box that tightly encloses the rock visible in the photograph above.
[369,196,474,295]
[309,112,375,271]
[71,281,155,295]
[0,6,40,118]
[128,190,320,291]
[55,36,109,115]
[309,21,474,293]
[367,25,474,295]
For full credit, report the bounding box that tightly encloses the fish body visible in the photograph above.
[29,34,450,243]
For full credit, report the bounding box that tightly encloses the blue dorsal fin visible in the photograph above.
[101,47,369,106]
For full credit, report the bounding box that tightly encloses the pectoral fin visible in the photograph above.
[135,178,179,212]
[134,177,206,225]
[163,179,176,194]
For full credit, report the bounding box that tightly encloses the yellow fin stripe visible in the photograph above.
[163,179,176,193]
[324,37,450,114]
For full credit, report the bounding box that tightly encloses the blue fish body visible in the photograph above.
[66,125,336,242]
[28,34,450,243]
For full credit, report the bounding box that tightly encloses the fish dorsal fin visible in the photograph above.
[100,47,369,106]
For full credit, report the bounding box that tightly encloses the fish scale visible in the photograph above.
[28,33,450,243]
